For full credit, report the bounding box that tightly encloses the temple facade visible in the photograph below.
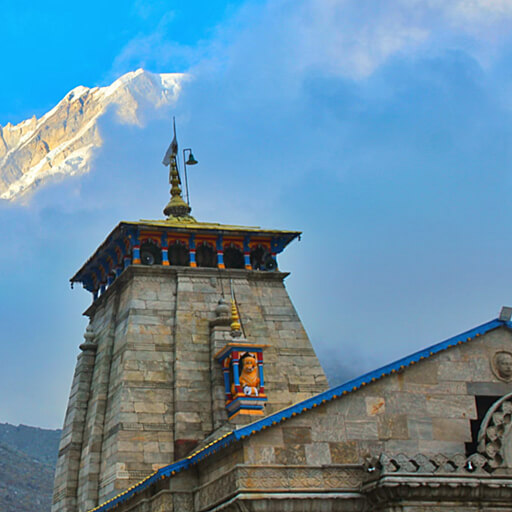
[53,128,512,512]
[73,316,512,512]
[51,129,328,512]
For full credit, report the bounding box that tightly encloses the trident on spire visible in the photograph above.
[162,117,198,219]
[162,117,178,168]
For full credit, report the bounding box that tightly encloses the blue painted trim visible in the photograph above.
[270,236,286,254]
[233,361,240,386]
[88,317,509,512]
[161,248,169,265]
[216,346,264,364]
[227,395,268,406]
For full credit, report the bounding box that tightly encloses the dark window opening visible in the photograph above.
[196,243,217,268]
[169,242,190,266]
[140,241,162,266]
[224,246,245,269]
[250,246,267,270]
[466,395,501,455]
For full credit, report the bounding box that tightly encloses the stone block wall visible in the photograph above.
[53,265,327,512]
[67,325,512,512]
[241,326,512,469]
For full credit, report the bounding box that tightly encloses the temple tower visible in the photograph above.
[52,125,328,512]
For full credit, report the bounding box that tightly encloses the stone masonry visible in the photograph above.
[85,323,512,512]
[52,265,328,512]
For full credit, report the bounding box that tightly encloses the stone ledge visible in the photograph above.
[85,266,290,316]
[195,463,365,511]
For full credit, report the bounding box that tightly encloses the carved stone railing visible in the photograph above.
[365,452,490,476]
[363,453,512,505]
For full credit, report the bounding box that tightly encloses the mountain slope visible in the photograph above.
[0,443,55,512]
[0,422,61,466]
[0,423,61,512]
[0,69,183,200]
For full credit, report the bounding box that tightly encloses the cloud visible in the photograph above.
[114,0,512,83]
[442,0,512,26]
[110,12,198,77]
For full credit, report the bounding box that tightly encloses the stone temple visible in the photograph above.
[53,127,512,512]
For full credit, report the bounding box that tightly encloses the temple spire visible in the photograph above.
[162,117,193,219]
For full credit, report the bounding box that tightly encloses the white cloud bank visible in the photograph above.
[112,0,512,82]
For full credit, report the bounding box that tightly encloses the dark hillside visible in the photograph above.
[0,423,61,466]
[0,423,61,512]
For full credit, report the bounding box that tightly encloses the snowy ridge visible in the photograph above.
[0,69,184,201]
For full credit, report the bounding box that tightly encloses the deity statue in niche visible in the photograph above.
[216,343,268,418]
[493,351,512,382]
[232,353,260,396]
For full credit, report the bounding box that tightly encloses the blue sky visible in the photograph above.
[3,0,512,429]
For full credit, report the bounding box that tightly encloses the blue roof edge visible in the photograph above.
[89,317,510,512]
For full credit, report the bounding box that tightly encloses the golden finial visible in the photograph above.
[230,299,242,337]
[162,117,193,219]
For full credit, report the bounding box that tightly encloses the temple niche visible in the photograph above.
[214,301,269,419]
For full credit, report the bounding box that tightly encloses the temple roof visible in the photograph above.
[70,218,300,288]
[87,316,511,512]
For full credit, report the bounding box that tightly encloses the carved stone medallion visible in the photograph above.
[491,351,512,382]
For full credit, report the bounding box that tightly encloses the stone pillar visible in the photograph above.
[209,298,231,430]
[76,294,118,512]
[172,271,212,459]
[52,325,97,512]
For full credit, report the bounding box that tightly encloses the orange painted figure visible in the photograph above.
[232,354,260,396]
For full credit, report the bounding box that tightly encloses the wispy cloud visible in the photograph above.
[115,0,512,82]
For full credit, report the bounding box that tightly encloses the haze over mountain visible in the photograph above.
[0,69,183,201]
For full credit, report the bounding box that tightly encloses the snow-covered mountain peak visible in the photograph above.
[0,69,184,201]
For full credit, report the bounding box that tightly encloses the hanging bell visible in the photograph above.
[186,151,198,165]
